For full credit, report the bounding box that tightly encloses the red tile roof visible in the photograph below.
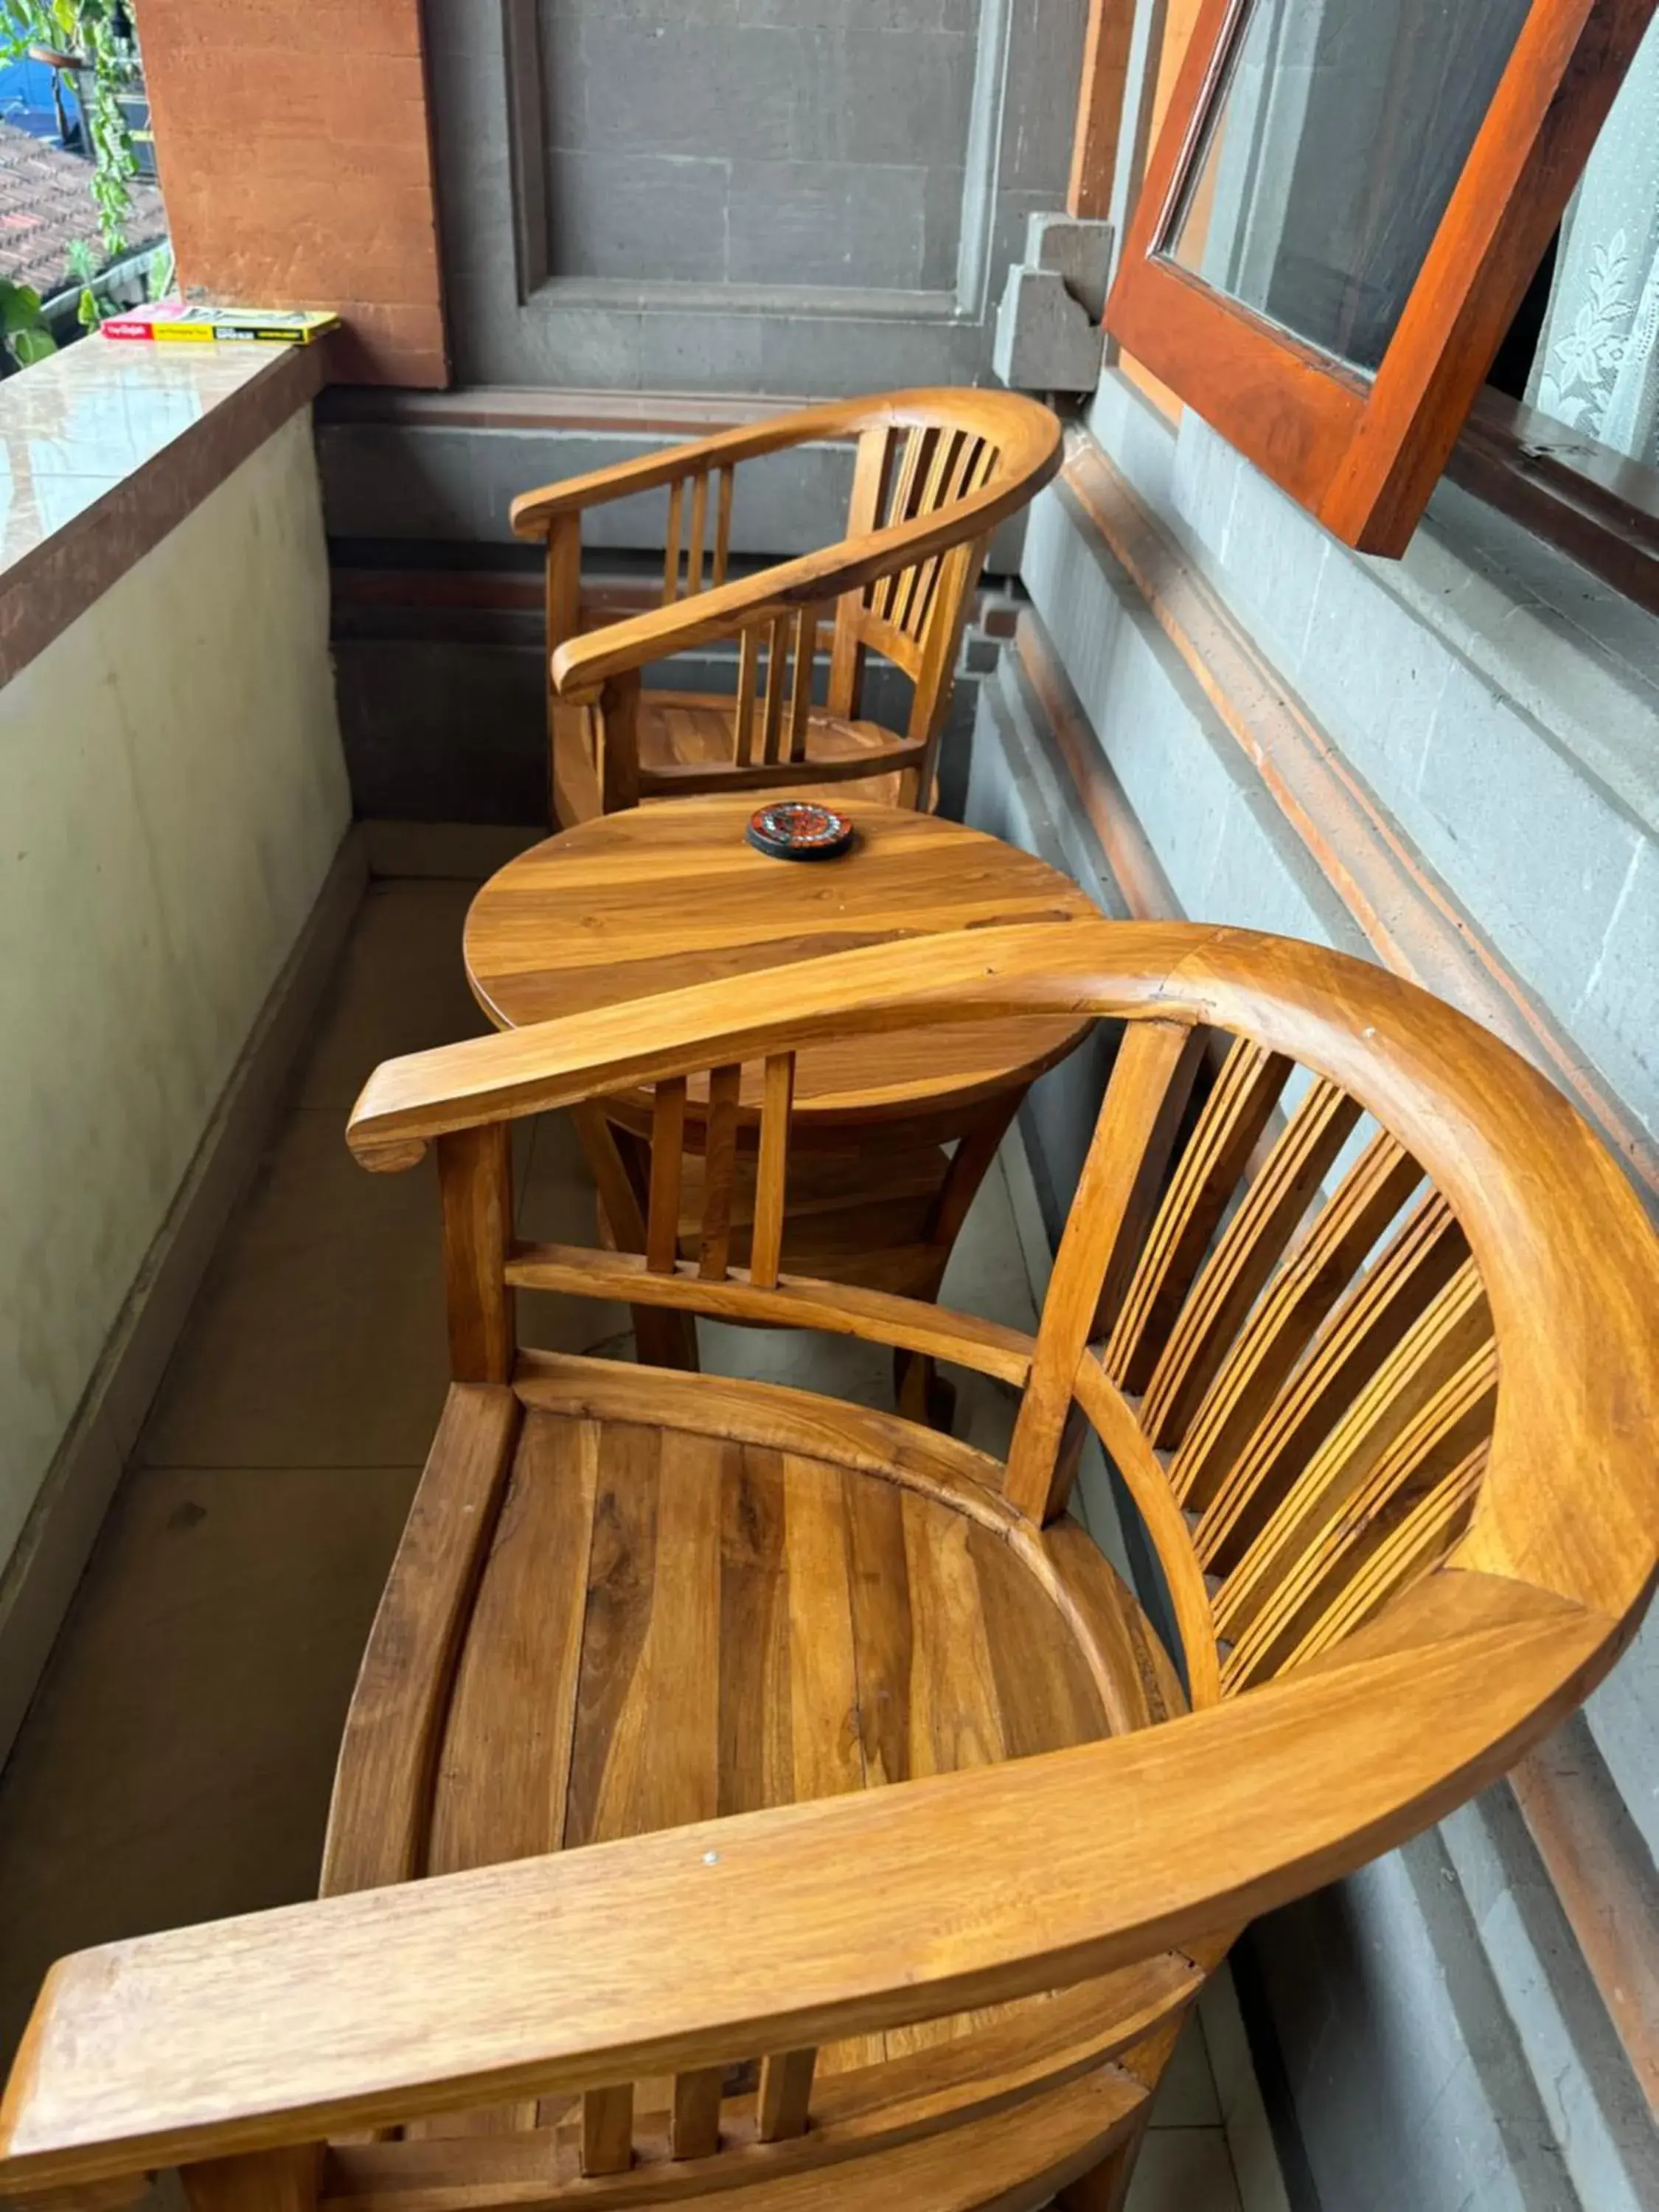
[0,118,165,299]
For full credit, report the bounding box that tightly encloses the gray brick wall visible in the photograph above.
[541,0,981,291]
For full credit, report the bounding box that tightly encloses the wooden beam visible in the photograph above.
[1068,0,1135,220]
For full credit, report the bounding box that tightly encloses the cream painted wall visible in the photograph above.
[0,411,351,1568]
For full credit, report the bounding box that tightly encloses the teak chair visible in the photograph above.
[508,389,1062,825]
[3,922,1655,2212]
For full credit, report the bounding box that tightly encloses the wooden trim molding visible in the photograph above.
[314,386,808,438]
[1448,388,1659,619]
[1020,428,1659,2114]
[1506,1718,1659,2119]
[1052,425,1659,1206]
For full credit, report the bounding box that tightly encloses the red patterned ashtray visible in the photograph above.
[745,800,854,861]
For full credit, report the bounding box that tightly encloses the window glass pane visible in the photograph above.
[1161,0,1532,375]
[1525,13,1659,465]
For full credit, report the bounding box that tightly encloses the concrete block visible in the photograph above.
[995,211,1113,394]
[1414,659,1644,1018]
[994,266,1103,394]
[1027,209,1113,321]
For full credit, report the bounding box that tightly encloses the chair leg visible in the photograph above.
[895,1346,956,1433]
[1055,2114,1150,2212]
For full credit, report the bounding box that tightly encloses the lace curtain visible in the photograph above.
[1527,14,1659,463]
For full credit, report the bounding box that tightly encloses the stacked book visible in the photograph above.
[101,303,339,346]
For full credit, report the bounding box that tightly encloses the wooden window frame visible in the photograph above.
[1449,389,1659,618]
[1103,0,1658,556]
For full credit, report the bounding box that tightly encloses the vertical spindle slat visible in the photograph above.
[664,479,684,605]
[901,529,990,811]
[581,2084,633,2175]
[828,427,895,717]
[1276,1441,1488,1680]
[1102,1038,1291,1391]
[1139,1078,1363,1450]
[670,2067,725,2160]
[1170,1131,1422,1512]
[757,2048,817,2141]
[872,427,931,619]
[749,1053,796,1290]
[647,1078,688,1273]
[1212,1259,1492,1649]
[1004,1020,1208,1522]
[890,429,964,634]
[787,607,813,759]
[712,465,734,587]
[698,1065,743,1279]
[734,626,760,762]
[1221,1340,1497,1692]
[760,614,788,762]
[905,434,986,640]
[686,472,709,597]
[1193,1191,1469,1572]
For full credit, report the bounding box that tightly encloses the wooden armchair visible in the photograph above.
[509,389,1062,824]
[2,922,1655,2212]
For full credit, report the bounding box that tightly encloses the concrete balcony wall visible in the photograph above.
[0,357,352,1750]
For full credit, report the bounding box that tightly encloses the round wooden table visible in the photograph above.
[465,797,1098,1418]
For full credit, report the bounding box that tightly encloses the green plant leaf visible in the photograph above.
[0,282,42,332]
[11,327,58,364]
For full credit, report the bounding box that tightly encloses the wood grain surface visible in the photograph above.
[5,915,1656,2211]
[462,799,1098,1120]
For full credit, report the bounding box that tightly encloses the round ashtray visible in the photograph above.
[745,800,855,861]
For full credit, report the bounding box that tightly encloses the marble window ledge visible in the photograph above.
[0,333,330,688]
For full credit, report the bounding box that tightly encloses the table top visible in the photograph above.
[463,797,1099,1121]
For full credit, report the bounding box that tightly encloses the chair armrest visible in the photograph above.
[547,495,998,696]
[345,924,1120,1170]
[0,1573,1609,2192]
[508,405,850,539]
[549,570,805,697]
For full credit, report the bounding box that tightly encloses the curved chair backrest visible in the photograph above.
[1,922,1653,2205]
[509,389,1062,821]
[347,917,1657,1714]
